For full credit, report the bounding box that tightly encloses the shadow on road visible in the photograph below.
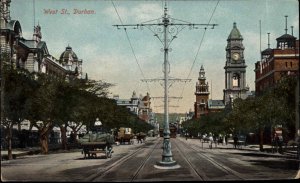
[247,159,299,170]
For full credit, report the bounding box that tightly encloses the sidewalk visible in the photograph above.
[1,144,63,160]
[0,138,151,160]
[184,137,298,158]
[1,146,40,155]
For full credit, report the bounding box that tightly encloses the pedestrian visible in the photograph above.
[209,134,214,149]
[225,135,228,145]
[233,135,238,149]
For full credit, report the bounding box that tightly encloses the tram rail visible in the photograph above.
[86,138,161,182]
[176,137,247,180]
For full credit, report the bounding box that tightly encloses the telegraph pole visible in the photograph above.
[113,1,217,168]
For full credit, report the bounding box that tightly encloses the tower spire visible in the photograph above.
[1,0,12,27]
[284,15,288,34]
[164,0,167,16]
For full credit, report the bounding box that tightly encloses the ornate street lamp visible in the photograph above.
[94,118,102,132]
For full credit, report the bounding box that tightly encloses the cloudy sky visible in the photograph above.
[10,0,299,114]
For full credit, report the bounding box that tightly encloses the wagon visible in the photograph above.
[81,141,113,159]
[116,133,134,144]
[115,127,134,145]
[78,132,115,159]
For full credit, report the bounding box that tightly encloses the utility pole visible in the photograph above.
[113,1,217,168]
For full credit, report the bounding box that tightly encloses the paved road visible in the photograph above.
[1,137,299,181]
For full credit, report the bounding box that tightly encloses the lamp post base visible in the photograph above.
[156,160,177,167]
[154,160,180,169]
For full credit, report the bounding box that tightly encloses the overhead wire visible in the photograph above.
[174,0,220,113]
[111,0,155,111]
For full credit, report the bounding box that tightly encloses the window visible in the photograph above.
[232,73,240,87]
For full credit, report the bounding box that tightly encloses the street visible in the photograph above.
[1,137,299,181]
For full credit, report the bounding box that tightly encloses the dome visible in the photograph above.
[276,33,296,41]
[142,92,150,101]
[59,45,78,64]
[228,22,243,40]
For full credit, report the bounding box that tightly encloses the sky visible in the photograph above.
[10,0,299,114]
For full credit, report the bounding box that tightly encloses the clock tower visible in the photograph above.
[194,65,209,119]
[223,22,249,106]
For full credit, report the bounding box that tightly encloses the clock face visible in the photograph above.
[232,53,240,61]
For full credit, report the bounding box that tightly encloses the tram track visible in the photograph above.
[176,138,247,180]
[130,138,162,182]
[172,139,206,180]
[86,138,161,182]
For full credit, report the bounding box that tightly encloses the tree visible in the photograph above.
[2,61,36,159]
[29,73,62,154]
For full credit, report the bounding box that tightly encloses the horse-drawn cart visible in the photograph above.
[115,127,134,145]
[81,141,113,159]
[136,132,146,143]
[78,132,114,159]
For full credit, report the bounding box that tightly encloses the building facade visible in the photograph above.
[194,65,225,119]
[255,21,299,96]
[0,0,83,80]
[139,92,152,122]
[223,22,250,106]
[113,91,140,115]
[113,92,153,123]
[1,0,86,139]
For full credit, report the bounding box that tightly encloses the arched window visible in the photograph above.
[232,73,240,87]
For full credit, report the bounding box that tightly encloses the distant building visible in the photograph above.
[194,65,210,118]
[113,91,153,123]
[255,17,299,96]
[139,92,152,122]
[194,65,225,119]
[113,91,139,115]
[207,100,225,113]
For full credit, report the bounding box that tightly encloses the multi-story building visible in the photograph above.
[113,91,140,115]
[194,65,225,119]
[113,92,153,123]
[0,0,84,80]
[1,0,86,138]
[255,19,299,96]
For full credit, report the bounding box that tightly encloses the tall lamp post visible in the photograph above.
[113,1,217,168]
